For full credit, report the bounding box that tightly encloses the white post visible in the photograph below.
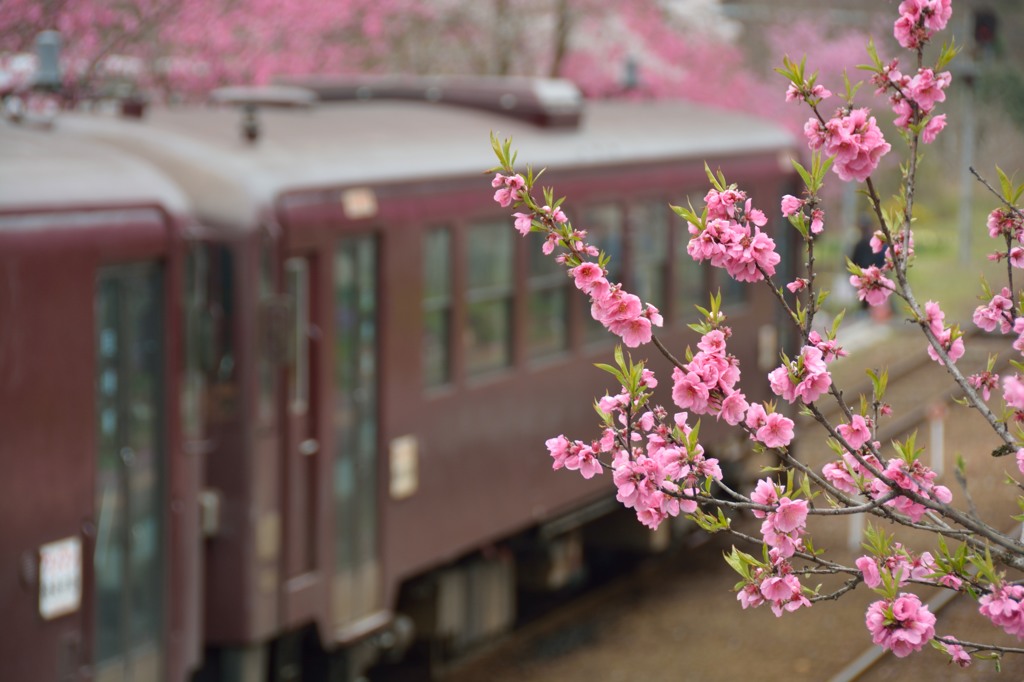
[928,402,947,478]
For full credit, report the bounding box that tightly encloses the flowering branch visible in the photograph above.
[488,0,1024,668]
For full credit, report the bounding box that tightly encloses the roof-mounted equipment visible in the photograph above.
[274,75,583,129]
[209,85,318,144]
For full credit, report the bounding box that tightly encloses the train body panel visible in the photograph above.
[0,123,200,682]
[6,82,796,680]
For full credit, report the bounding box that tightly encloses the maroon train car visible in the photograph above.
[0,122,201,680]
[63,78,796,681]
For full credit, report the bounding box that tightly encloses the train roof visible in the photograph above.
[0,120,190,218]
[61,96,795,229]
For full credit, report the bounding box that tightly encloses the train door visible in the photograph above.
[281,254,321,609]
[94,263,165,682]
[331,235,380,627]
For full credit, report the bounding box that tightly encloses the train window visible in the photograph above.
[423,227,452,388]
[630,200,670,312]
[94,263,165,680]
[674,217,706,326]
[465,220,514,375]
[286,258,310,413]
[258,235,277,421]
[581,204,624,345]
[181,243,240,429]
[526,231,569,359]
[333,236,380,623]
[182,244,207,443]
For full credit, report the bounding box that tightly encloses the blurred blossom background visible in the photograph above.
[2,0,1023,310]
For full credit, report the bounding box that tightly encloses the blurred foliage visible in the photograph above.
[977,65,1024,138]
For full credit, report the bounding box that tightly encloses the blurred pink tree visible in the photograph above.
[0,0,768,108]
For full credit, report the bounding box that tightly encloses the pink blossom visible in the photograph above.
[718,390,749,426]
[856,555,882,588]
[809,208,824,234]
[671,368,710,413]
[771,497,809,534]
[822,108,891,182]
[943,642,971,668]
[837,414,872,450]
[869,457,952,521]
[906,68,950,112]
[745,402,768,431]
[894,0,950,49]
[769,345,832,404]
[927,327,964,364]
[697,329,728,355]
[756,412,795,449]
[969,371,999,401]
[541,204,567,224]
[750,478,780,519]
[988,208,1024,240]
[921,114,947,144]
[823,451,881,495]
[612,315,653,348]
[570,262,604,293]
[865,593,936,657]
[979,584,1024,638]
[546,435,571,470]
[1006,375,1024,411]
[513,212,533,236]
[737,584,764,610]
[850,266,895,307]
[780,194,803,217]
[804,118,826,150]
[973,288,1014,333]
[492,173,525,207]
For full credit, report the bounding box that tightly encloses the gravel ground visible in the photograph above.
[446,324,1024,682]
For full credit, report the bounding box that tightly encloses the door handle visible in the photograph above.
[299,439,319,456]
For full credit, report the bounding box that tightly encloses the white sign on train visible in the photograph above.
[39,536,82,620]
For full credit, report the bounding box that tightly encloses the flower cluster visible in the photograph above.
[987,207,1024,242]
[893,0,952,50]
[973,287,1015,334]
[780,193,824,235]
[865,593,937,657]
[546,434,603,480]
[942,642,972,668]
[849,265,895,308]
[768,344,833,405]
[823,449,882,496]
[736,559,812,617]
[856,544,946,590]
[588,281,664,349]
[751,479,809,560]
[494,171,663,349]
[870,457,953,522]
[610,407,723,530]
[873,60,949,144]
[823,446,951,522]
[744,403,795,449]
[733,480,812,616]
[923,300,964,364]
[670,328,748,424]
[491,172,525,207]
[549,369,725,532]
[685,187,781,282]
[979,583,1024,638]
[804,108,891,182]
